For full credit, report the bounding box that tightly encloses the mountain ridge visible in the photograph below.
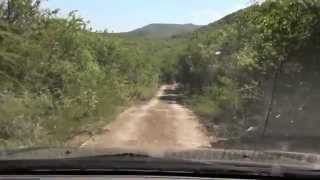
[118,23,202,39]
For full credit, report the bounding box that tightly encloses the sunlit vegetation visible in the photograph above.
[0,0,187,148]
[176,0,320,140]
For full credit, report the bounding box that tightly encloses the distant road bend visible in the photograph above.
[80,84,212,153]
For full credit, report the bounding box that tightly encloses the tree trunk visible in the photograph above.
[261,56,286,139]
[6,0,12,23]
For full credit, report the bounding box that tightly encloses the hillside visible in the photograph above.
[119,23,201,39]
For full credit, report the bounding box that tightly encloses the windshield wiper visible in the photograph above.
[0,147,50,156]
[0,147,153,160]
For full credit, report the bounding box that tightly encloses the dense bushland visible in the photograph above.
[177,0,320,140]
[0,0,180,148]
[2,0,320,150]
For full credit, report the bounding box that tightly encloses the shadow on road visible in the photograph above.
[159,87,184,103]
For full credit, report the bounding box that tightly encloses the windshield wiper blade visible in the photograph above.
[0,147,51,156]
[79,152,150,158]
[0,147,153,161]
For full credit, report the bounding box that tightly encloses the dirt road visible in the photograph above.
[80,85,211,152]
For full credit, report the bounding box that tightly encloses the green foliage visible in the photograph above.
[0,0,174,148]
[177,0,320,138]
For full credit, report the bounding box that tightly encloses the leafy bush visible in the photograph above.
[177,0,320,139]
[0,0,170,148]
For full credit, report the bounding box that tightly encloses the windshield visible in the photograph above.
[1,0,320,171]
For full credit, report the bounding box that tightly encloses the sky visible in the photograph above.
[43,0,249,33]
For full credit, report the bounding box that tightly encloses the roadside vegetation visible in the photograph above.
[0,0,186,148]
[176,0,320,141]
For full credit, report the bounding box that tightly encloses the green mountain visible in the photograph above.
[120,23,202,39]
